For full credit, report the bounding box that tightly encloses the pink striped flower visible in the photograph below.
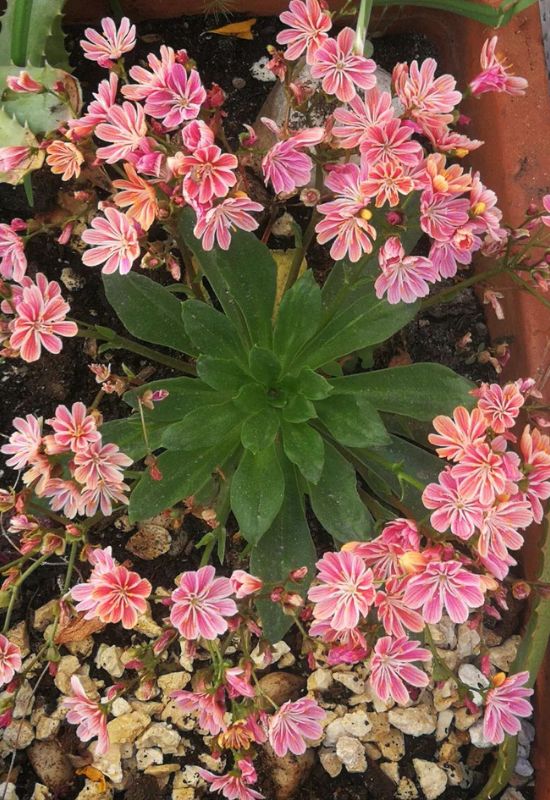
[420,190,471,241]
[9,274,77,362]
[519,425,550,523]
[0,223,27,283]
[422,469,484,539]
[483,672,533,744]
[181,119,215,151]
[363,162,415,208]
[46,141,84,181]
[308,550,375,631]
[172,684,227,735]
[199,758,264,800]
[451,443,509,506]
[63,675,109,754]
[276,0,332,64]
[224,666,255,699]
[345,518,420,580]
[360,118,423,169]
[47,402,100,453]
[79,479,130,517]
[262,126,324,195]
[1,414,42,469]
[374,235,437,304]
[82,207,140,275]
[0,634,22,687]
[170,565,237,640]
[145,65,206,129]
[194,197,263,251]
[333,87,394,149]
[69,74,119,138]
[179,145,238,204]
[0,145,34,173]
[370,636,431,705]
[95,102,147,163]
[469,173,502,237]
[6,70,43,93]
[310,27,376,103]
[428,406,488,462]
[81,16,136,68]
[230,570,264,598]
[374,579,425,639]
[429,224,481,279]
[123,45,177,101]
[113,163,159,232]
[393,58,462,128]
[268,697,325,757]
[477,497,533,564]
[43,478,83,519]
[315,211,376,262]
[73,440,132,488]
[403,560,484,624]
[71,548,151,628]
[470,37,528,97]
[474,381,525,433]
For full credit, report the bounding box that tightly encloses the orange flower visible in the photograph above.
[113,162,158,231]
[46,140,84,181]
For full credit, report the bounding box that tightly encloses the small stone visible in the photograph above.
[136,722,181,754]
[136,747,163,770]
[232,77,247,89]
[65,637,94,658]
[161,698,195,730]
[30,785,53,800]
[0,784,18,800]
[388,705,436,737]
[319,748,342,777]
[126,525,171,560]
[34,708,62,740]
[436,710,454,741]
[333,672,365,695]
[111,698,132,717]
[144,764,180,776]
[7,621,29,657]
[250,56,277,83]
[428,617,456,649]
[441,762,465,786]
[134,605,163,638]
[263,744,315,800]
[380,762,399,783]
[519,719,535,744]
[395,777,419,799]
[256,672,305,708]
[75,780,113,800]
[413,759,448,800]
[13,680,34,718]
[307,669,333,692]
[4,719,34,749]
[251,640,290,668]
[278,652,296,668]
[324,710,371,745]
[172,791,195,800]
[157,671,191,697]
[456,624,481,659]
[27,741,74,793]
[33,601,57,632]
[377,728,405,761]
[364,712,391,741]
[459,766,475,790]
[92,743,123,784]
[454,706,480,731]
[433,680,458,712]
[173,766,204,788]
[270,213,295,238]
[96,645,125,678]
[61,268,85,290]
[107,711,150,744]
[53,656,82,695]
[514,757,534,778]
[469,720,493,749]
[336,737,367,773]
[457,664,489,691]
[438,741,461,763]
[198,754,225,772]
[364,743,381,760]
[489,636,520,672]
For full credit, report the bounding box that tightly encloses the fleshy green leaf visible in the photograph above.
[330,363,475,420]
[273,270,321,367]
[233,383,268,414]
[231,443,285,543]
[124,377,218,422]
[241,407,280,453]
[103,272,195,354]
[161,402,244,450]
[282,421,324,484]
[101,417,165,462]
[251,460,316,642]
[308,442,373,542]
[129,437,239,522]
[248,346,281,385]
[315,394,391,447]
[295,368,333,400]
[196,356,250,394]
[178,207,276,348]
[182,300,247,363]
[282,394,316,423]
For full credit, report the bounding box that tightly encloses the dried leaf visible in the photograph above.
[208,19,256,39]
[76,766,107,791]
[273,250,307,313]
[55,611,104,645]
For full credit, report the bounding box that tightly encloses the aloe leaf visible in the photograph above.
[0,0,69,68]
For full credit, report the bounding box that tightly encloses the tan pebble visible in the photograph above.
[4,720,35,749]
[256,672,305,708]
[157,671,191,696]
[107,712,151,744]
[380,762,399,783]
[364,743,381,760]
[378,728,405,761]
[126,525,171,560]
[33,601,58,632]
[7,622,30,657]
[144,764,180,776]
[307,669,332,692]
[172,790,195,800]
[319,748,342,778]
[395,776,419,799]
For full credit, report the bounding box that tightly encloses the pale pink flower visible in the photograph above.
[172,684,227,735]
[419,154,472,195]
[123,45,176,101]
[541,194,550,227]
[199,757,264,800]
[315,211,376,262]
[477,497,533,564]
[428,406,487,462]
[181,119,215,151]
[6,70,43,93]
[95,102,147,163]
[194,197,263,251]
[375,235,437,304]
[483,672,533,744]
[519,425,550,523]
[451,443,508,506]
[46,141,84,181]
[43,478,83,519]
[470,37,528,97]
[370,636,431,705]
[333,88,394,149]
[80,479,130,516]
[63,675,109,754]
[71,548,151,628]
[47,402,100,453]
[374,579,425,638]
[403,560,484,624]
[170,565,237,640]
[429,224,481,279]
[308,550,375,631]
[9,274,77,362]
[230,570,264,598]
[2,414,42,469]
[73,440,132,488]
[393,59,462,128]
[69,74,119,138]
[426,123,484,155]
[363,161,415,208]
[268,697,325,757]
[0,224,27,282]
[113,163,159,232]
[225,666,255,698]
[422,469,483,539]
[469,173,502,237]
[345,518,420,580]
[360,118,423,169]
[179,145,238,204]
[0,634,22,687]
[82,207,140,275]
[310,27,376,103]
[145,65,206,129]
[276,0,332,64]
[475,382,525,433]
[81,16,136,67]
[262,125,324,194]
[0,146,33,173]
[420,190,471,241]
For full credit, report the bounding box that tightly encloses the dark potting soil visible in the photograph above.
[0,14,519,800]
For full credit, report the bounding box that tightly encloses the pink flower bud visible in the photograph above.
[289,566,308,582]
[512,581,531,600]
[386,210,404,226]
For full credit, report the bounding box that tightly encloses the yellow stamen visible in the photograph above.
[360,207,373,221]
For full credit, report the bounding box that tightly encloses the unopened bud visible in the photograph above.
[511,580,531,600]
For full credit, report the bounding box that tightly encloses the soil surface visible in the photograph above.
[0,13,521,800]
